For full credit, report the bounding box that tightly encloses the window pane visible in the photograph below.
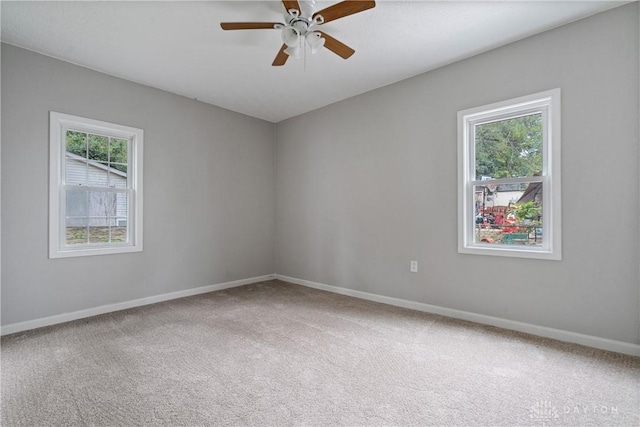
[88,134,108,162]
[66,189,88,221]
[66,226,88,245]
[66,189,88,245]
[110,138,128,165]
[109,165,127,188]
[88,226,110,244]
[87,162,109,186]
[65,157,88,186]
[111,221,128,243]
[88,191,117,219]
[473,182,542,246]
[114,194,128,225]
[475,113,542,180]
[66,131,87,157]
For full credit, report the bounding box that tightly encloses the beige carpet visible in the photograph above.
[2,280,639,426]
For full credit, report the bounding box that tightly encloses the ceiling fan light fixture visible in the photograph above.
[284,45,301,58]
[282,26,301,47]
[307,31,325,54]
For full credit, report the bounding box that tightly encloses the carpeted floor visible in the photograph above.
[1,279,639,426]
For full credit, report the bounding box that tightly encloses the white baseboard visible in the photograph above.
[1,274,276,336]
[5,272,638,357]
[275,274,640,357]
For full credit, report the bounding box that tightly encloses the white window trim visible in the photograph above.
[49,112,143,258]
[457,89,561,260]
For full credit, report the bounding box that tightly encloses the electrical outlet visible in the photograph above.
[410,261,418,273]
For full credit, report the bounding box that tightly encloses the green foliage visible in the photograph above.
[66,131,87,157]
[514,201,540,221]
[475,114,542,179]
[66,131,127,173]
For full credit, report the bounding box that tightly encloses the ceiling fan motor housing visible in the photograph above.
[286,16,314,37]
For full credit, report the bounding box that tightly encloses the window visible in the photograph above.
[458,89,561,260]
[49,112,143,258]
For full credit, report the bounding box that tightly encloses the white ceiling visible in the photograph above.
[1,1,627,122]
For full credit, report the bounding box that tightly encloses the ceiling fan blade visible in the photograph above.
[282,0,301,14]
[313,1,375,24]
[272,44,289,66]
[317,32,355,59]
[220,22,281,30]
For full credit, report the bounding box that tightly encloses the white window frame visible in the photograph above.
[457,89,561,260]
[49,112,143,258]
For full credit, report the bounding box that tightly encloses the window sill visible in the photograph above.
[50,244,143,259]
[459,244,561,260]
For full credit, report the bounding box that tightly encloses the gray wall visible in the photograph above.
[1,43,276,325]
[275,4,640,344]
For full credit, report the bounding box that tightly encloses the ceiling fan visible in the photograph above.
[220,0,376,66]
